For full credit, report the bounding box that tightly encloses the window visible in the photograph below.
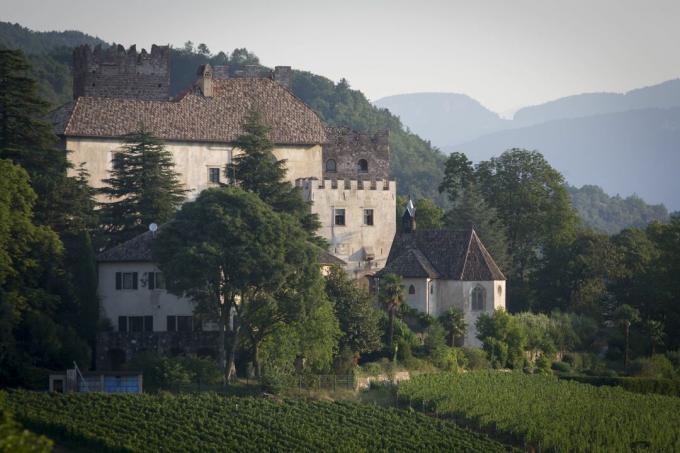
[357,159,368,173]
[208,167,221,184]
[325,159,337,173]
[167,316,193,332]
[363,209,374,226]
[119,316,153,333]
[147,272,165,290]
[334,208,346,226]
[430,283,434,294]
[408,284,416,295]
[177,316,193,332]
[471,287,486,311]
[129,316,144,332]
[497,285,502,297]
[115,272,138,290]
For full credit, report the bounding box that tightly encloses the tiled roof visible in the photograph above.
[97,231,156,262]
[97,229,347,267]
[376,229,505,281]
[52,78,327,145]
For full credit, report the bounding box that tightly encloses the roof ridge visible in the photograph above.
[459,229,475,279]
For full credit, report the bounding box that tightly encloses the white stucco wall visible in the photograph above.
[401,278,506,347]
[98,261,201,332]
[65,137,322,201]
[300,179,396,277]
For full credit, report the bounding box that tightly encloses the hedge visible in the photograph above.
[557,374,680,397]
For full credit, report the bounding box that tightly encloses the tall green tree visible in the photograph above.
[153,187,329,381]
[99,128,186,248]
[613,304,640,368]
[378,274,404,349]
[324,267,381,357]
[476,309,527,369]
[227,110,322,242]
[438,152,476,205]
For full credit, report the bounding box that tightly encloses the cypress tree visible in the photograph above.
[99,128,187,247]
[227,110,323,242]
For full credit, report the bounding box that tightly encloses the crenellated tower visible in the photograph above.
[72,44,170,100]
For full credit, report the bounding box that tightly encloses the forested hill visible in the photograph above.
[569,185,669,234]
[0,23,447,204]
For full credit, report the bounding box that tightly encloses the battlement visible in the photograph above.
[323,127,390,180]
[73,43,170,100]
[296,178,396,192]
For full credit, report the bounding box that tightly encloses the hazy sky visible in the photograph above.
[3,0,679,113]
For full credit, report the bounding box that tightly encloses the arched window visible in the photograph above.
[325,159,337,173]
[497,285,503,297]
[471,286,486,311]
[357,159,368,173]
[408,284,416,295]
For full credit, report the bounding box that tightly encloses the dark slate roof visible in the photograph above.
[376,229,505,281]
[96,231,156,262]
[51,78,327,145]
[97,229,348,268]
[317,248,347,267]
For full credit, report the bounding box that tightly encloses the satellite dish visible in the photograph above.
[149,223,158,233]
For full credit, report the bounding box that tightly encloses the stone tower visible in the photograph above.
[72,44,170,100]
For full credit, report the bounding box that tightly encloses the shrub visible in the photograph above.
[127,352,193,390]
[631,355,676,379]
[461,347,490,370]
[535,355,552,374]
[666,350,680,372]
[551,361,571,373]
[177,356,222,385]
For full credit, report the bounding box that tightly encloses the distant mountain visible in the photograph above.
[374,93,509,149]
[514,79,680,126]
[569,185,668,234]
[451,107,680,211]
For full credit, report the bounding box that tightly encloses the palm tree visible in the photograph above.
[440,307,467,346]
[613,304,640,368]
[378,274,404,349]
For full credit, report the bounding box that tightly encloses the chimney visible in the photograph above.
[196,64,213,97]
[402,199,416,233]
[213,65,229,80]
[273,66,292,89]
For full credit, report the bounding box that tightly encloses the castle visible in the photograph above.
[50,44,504,368]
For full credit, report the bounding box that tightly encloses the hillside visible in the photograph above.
[374,93,509,149]
[569,185,668,234]
[451,107,680,211]
[0,23,447,203]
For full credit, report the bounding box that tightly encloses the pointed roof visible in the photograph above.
[376,229,505,281]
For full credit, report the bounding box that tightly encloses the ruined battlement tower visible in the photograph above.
[73,44,170,100]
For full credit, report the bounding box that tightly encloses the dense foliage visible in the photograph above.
[5,391,510,452]
[398,372,680,452]
[569,184,669,234]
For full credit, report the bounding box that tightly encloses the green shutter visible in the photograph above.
[148,272,155,290]
[115,272,122,290]
[132,272,138,289]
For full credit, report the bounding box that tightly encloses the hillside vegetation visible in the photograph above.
[5,390,510,452]
[0,23,447,203]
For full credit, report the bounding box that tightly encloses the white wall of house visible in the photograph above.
[65,137,323,201]
[401,278,506,347]
[98,261,202,332]
[301,178,396,277]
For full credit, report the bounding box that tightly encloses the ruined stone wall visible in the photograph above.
[73,44,170,100]
[322,128,390,180]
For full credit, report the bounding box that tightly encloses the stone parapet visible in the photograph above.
[297,178,396,192]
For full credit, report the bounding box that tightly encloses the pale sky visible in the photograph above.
[2,0,679,113]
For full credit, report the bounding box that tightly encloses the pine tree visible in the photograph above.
[227,110,323,242]
[446,183,510,271]
[99,128,187,247]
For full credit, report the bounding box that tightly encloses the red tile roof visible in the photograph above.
[53,78,327,145]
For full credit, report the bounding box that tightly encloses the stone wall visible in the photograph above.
[73,44,170,100]
[299,178,396,278]
[323,128,389,180]
[96,331,220,370]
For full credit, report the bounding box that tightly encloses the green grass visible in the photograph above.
[4,390,512,452]
[397,371,680,452]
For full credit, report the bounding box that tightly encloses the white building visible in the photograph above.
[375,204,506,347]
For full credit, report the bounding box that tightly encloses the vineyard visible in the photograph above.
[397,371,680,452]
[3,390,512,452]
